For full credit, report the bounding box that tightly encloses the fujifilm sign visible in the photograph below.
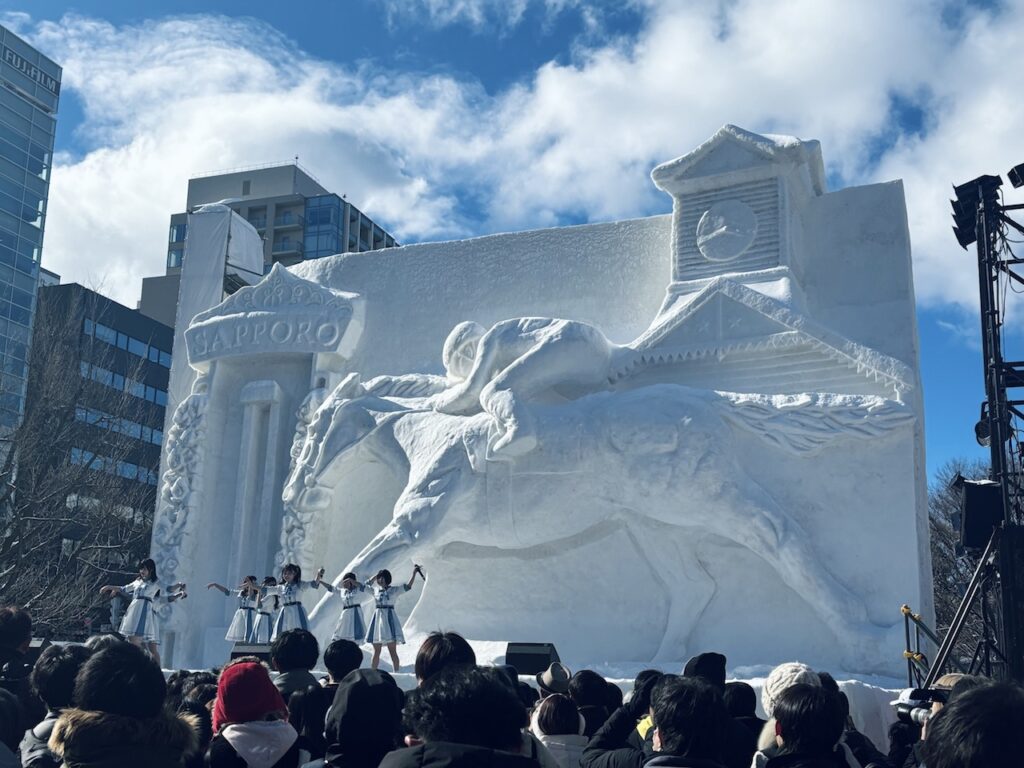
[2,45,59,97]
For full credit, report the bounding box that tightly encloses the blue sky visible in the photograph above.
[4,0,1022,477]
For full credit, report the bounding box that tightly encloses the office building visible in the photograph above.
[0,25,60,429]
[139,161,399,326]
[29,283,172,504]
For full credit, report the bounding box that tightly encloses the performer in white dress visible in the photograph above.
[270,563,329,641]
[366,565,424,672]
[251,576,280,644]
[323,571,371,642]
[100,557,186,668]
[206,575,260,642]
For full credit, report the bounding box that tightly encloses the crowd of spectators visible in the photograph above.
[1,604,1023,768]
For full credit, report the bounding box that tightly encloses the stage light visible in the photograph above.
[976,402,992,447]
[1009,163,1024,189]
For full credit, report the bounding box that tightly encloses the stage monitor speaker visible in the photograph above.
[230,642,271,664]
[505,642,560,675]
[24,638,51,667]
[961,479,1004,550]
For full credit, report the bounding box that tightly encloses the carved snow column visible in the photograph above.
[226,380,285,602]
[164,264,362,667]
[651,124,827,312]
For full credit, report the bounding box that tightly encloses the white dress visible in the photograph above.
[270,580,323,640]
[251,588,278,644]
[224,589,259,642]
[365,582,412,645]
[328,583,368,642]
[118,578,164,643]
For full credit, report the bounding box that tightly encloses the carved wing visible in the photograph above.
[717,392,914,454]
[363,373,450,399]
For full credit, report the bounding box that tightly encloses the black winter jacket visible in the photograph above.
[764,751,851,768]
[378,742,541,768]
[19,709,60,768]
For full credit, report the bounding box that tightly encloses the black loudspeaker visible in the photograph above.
[505,642,560,675]
[960,480,1004,550]
[230,642,271,664]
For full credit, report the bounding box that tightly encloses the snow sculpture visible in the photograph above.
[156,125,930,672]
[151,375,209,630]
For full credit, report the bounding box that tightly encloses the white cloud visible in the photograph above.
[378,0,588,31]
[14,1,1024,313]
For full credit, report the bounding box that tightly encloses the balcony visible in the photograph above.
[273,212,304,230]
[271,239,303,257]
[247,216,267,230]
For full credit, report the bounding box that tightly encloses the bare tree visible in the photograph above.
[928,458,989,664]
[0,287,160,637]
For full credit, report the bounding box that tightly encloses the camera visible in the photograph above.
[891,687,948,726]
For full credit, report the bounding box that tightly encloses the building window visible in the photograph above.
[167,247,183,269]
[169,223,187,243]
[242,180,251,196]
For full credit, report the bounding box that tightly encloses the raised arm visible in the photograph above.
[405,565,424,591]
[311,567,331,591]
[206,582,230,595]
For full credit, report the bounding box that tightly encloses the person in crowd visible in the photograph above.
[19,644,92,768]
[322,639,364,700]
[322,572,370,644]
[414,630,476,685]
[302,668,404,768]
[289,685,331,764]
[529,693,587,768]
[0,605,32,674]
[183,683,218,710]
[82,633,124,653]
[49,642,199,767]
[680,652,755,768]
[754,662,823,761]
[271,629,321,698]
[0,688,22,768]
[569,670,611,738]
[381,665,540,767]
[766,684,847,768]
[0,605,45,732]
[271,564,330,641]
[897,673,985,768]
[207,576,261,644]
[178,696,213,768]
[366,566,424,672]
[605,683,624,714]
[625,671,663,754]
[519,680,541,711]
[166,670,219,713]
[208,659,299,768]
[582,675,728,768]
[537,662,572,697]
[253,577,281,645]
[99,557,187,668]
[814,673,887,768]
[579,670,659,768]
[723,682,765,741]
[181,671,219,702]
[921,680,1024,768]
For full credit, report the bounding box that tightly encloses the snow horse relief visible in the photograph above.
[154,125,931,672]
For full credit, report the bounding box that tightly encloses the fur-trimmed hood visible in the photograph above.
[49,707,199,768]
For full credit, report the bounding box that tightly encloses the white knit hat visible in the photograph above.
[761,661,820,717]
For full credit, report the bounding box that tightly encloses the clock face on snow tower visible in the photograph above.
[695,200,759,262]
